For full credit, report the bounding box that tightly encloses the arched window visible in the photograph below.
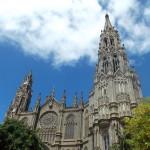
[110,38,114,46]
[103,57,109,73]
[113,54,119,72]
[39,111,58,144]
[104,38,108,47]
[65,114,76,139]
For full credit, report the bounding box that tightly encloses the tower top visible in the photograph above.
[104,14,113,30]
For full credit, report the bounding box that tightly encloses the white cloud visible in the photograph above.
[0,0,149,66]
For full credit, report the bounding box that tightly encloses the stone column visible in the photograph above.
[89,128,94,150]
[97,128,100,148]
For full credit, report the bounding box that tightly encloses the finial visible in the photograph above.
[37,93,41,102]
[62,89,66,100]
[29,70,32,77]
[27,70,32,80]
[50,88,55,97]
[105,14,109,18]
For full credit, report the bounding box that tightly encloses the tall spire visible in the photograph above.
[104,14,113,31]
[94,14,127,78]
[7,72,32,118]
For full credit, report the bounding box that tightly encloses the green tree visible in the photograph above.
[0,118,44,150]
[124,99,150,150]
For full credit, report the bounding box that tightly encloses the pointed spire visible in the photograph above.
[73,92,78,107]
[104,14,112,31]
[79,91,84,108]
[27,70,32,79]
[7,72,33,118]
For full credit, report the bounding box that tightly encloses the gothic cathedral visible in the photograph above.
[6,15,143,150]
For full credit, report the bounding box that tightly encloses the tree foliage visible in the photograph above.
[0,118,44,150]
[124,99,150,150]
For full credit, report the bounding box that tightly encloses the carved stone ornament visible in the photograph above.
[116,93,130,102]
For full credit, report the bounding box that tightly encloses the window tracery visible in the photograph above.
[103,57,109,73]
[39,111,58,144]
[65,114,76,139]
[104,38,108,47]
[40,112,58,129]
[110,37,114,46]
[113,54,119,72]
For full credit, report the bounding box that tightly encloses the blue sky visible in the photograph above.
[0,0,150,122]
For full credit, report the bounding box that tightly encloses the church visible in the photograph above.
[6,14,143,150]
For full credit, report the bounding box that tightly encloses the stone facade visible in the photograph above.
[6,15,143,150]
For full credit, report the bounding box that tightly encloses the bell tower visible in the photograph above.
[7,72,32,118]
[95,14,128,79]
[89,14,143,150]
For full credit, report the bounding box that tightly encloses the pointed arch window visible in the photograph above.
[65,114,76,139]
[103,57,109,73]
[110,37,114,46]
[113,54,119,72]
[104,38,108,47]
